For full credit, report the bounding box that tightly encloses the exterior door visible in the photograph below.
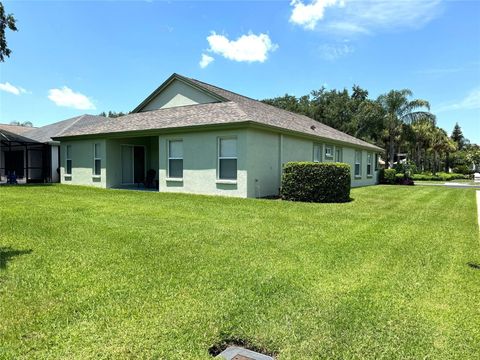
[121,145,145,184]
[121,145,133,184]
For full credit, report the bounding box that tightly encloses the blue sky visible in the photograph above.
[1,0,479,143]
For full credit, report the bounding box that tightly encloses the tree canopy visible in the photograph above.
[262,85,475,174]
[0,2,17,62]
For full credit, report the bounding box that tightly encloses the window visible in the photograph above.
[93,143,101,176]
[354,150,362,178]
[168,140,183,179]
[66,145,72,175]
[218,137,237,180]
[313,143,322,162]
[325,145,334,159]
[375,154,379,171]
[367,153,373,176]
[335,148,342,162]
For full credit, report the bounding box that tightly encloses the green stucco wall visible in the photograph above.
[60,139,106,188]
[244,129,379,198]
[158,129,248,197]
[142,79,218,111]
[60,127,378,197]
[105,137,159,188]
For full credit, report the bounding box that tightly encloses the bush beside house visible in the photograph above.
[281,162,351,203]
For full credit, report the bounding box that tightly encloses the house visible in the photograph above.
[3,74,383,197]
[0,123,62,184]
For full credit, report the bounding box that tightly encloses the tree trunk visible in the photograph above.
[445,152,450,173]
[389,136,395,169]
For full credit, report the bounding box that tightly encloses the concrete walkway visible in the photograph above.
[416,182,480,189]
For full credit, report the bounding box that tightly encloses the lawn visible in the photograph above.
[0,185,479,359]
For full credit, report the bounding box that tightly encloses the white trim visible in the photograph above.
[167,139,183,179]
[325,144,334,159]
[313,143,322,162]
[215,179,237,185]
[65,145,72,176]
[93,143,101,176]
[367,152,373,177]
[335,147,343,162]
[217,136,237,180]
[354,150,362,178]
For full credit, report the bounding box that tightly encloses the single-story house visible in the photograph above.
[4,73,383,197]
[0,123,63,184]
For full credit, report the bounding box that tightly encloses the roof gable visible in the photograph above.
[132,74,226,113]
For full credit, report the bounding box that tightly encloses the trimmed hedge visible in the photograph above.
[281,162,351,203]
[411,172,470,181]
[380,169,397,184]
[380,168,414,185]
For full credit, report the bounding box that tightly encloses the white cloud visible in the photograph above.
[48,87,95,110]
[290,0,342,30]
[0,82,29,95]
[206,32,278,63]
[199,53,214,68]
[435,88,480,113]
[290,0,442,34]
[318,43,353,61]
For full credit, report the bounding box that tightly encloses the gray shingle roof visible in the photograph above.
[23,115,103,143]
[51,74,381,151]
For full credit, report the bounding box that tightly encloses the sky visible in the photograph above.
[0,0,479,143]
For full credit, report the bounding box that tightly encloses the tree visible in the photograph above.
[465,145,480,171]
[451,122,466,150]
[98,111,127,118]
[0,2,18,62]
[9,120,33,127]
[377,89,434,168]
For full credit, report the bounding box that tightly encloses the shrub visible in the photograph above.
[411,172,470,181]
[380,169,397,184]
[281,162,351,203]
[452,165,474,175]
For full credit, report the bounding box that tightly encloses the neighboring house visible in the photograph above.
[0,123,61,183]
[3,73,383,197]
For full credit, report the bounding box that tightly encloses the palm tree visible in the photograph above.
[410,118,436,171]
[429,128,456,174]
[377,89,434,168]
[9,120,33,127]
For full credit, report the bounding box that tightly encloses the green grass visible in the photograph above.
[1,185,479,359]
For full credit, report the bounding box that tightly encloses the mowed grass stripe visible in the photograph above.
[0,185,479,359]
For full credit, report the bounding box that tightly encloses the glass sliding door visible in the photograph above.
[121,145,133,184]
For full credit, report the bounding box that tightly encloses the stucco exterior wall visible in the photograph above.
[158,129,248,197]
[59,127,378,196]
[142,80,218,111]
[60,139,106,188]
[243,129,379,197]
[105,137,159,188]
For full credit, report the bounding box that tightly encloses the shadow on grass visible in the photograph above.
[0,247,33,270]
[467,262,480,270]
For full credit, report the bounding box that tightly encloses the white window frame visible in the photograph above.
[93,143,101,177]
[335,147,343,162]
[325,145,334,159]
[354,150,362,178]
[217,137,237,181]
[367,152,373,177]
[313,143,322,162]
[167,140,183,180]
[65,145,72,176]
